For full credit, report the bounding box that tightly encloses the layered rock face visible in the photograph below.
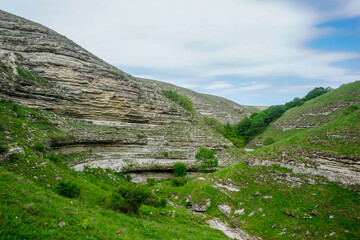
[137,78,259,124]
[0,10,189,124]
[0,10,248,172]
[0,10,257,124]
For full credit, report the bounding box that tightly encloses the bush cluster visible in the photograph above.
[110,182,151,213]
[56,181,81,198]
[34,142,47,153]
[171,177,188,187]
[173,162,187,177]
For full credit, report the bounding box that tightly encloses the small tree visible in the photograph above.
[173,162,187,177]
[112,182,151,214]
[195,147,218,171]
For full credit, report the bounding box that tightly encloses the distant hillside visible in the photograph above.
[245,81,360,185]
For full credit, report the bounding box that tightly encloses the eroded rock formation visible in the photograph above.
[0,10,249,172]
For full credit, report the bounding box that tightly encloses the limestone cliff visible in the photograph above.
[0,10,251,172]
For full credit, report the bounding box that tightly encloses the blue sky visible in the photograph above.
[1,0,359,106]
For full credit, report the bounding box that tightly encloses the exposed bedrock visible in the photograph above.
[0,10,248,172]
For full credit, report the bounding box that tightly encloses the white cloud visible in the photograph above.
[205,81,234,90]
[1,0,360,105]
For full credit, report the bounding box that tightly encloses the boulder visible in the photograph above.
[217,204,232,218]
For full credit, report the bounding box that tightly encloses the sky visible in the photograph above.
[1,0,360,106]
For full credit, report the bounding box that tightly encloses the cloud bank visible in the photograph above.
[1,0,360,105]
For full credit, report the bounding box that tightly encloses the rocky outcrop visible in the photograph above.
[192,199,211,212]
[0,10,251,172]
[0,10,188,124]
[217,204,232,218]
[0,10,256,125]
[247,155,360,186]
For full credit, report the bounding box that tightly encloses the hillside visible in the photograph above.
[0,10,257,172]
[0,100,359,239]
[245,81,360,185]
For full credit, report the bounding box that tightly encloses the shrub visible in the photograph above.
[0,145,9,154]
[8,153,23,162]
[109,193,126,211]
[125,174,132,182]
[157,199,167,208]
[147,178,158,186]
[0,172,10,177]
[171,177,188,187]
[195,147,218,171]
[111,182,151,213]
[48,153,63,164]
[264,137,275,146]
[0,124,5,132]
[173,162,187,177]
[56,181,81,198]
[203,116,224,132]
[34,142,47,153]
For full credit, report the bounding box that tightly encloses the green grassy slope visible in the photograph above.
[1,99,359,240]
[156,163,360,240]
[0,100,228,240]
[249,81,360,148]
[273,81,360,129]
[242,81,360,187]
[246,109,360,163]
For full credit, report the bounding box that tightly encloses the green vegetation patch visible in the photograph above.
[161,89,194,111]
[155,163,360,240]
[16,67,55,89]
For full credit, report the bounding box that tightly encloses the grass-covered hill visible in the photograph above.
[245,81,360,186]
[1,99,359,239]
